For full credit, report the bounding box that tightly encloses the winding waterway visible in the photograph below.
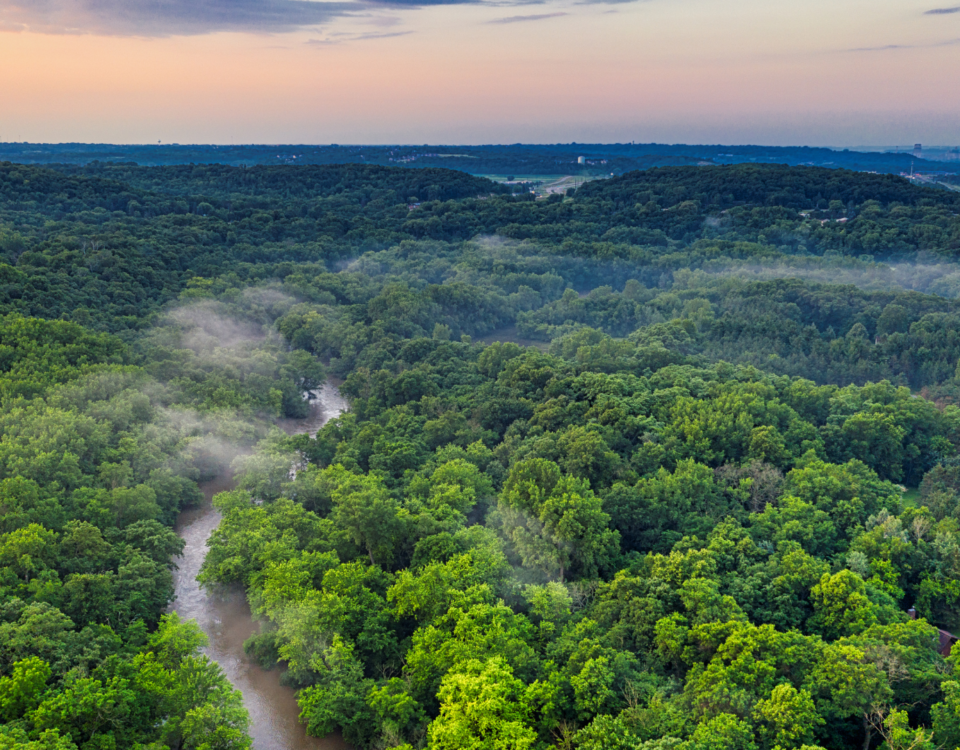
[170,382,350,750]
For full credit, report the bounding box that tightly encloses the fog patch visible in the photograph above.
[471,235,521,254]
[681,259,960,299]
[239,285,299,318]
[167,301,271,352]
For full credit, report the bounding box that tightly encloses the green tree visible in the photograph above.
[753,683,823,749]
[687,713,757,750]
[427,657,537,750]
[932,680,960,749]
[326,466,402,567]
[298,636,376,748]
[808,571,881,640]
[0,656,51,721]
[499,459,619,581]
[804,643,892,750]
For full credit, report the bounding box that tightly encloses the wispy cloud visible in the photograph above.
[0,0,538,36]
[488,11,566,23]
[576,0,643,5]
[367,0,478,5]
[354,29,411,37]
[306,29,412,43]
[925,6,960,14]
[0,0,357,36]
[849,37,960,52]
[849,44,913,51]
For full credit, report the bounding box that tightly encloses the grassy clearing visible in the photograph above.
[902,487,921,507]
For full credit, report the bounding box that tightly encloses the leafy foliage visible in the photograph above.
[6,160,960,750]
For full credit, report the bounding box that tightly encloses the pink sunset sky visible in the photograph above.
[1,0,958,145]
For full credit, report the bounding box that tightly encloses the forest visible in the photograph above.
[4,159,960,750]
[3,142,958,179]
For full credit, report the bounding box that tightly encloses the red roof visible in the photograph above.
[939,629,957,657]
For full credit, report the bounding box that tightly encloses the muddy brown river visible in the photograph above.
[170,382,350,750]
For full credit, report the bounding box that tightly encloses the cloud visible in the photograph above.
[306,28,412,43]
[849,37,960,51]
[0,0,356,36]
[0,0,523,35]
[365,0,479,5]
[353,28,411,37]
[925,6,960,14]
[849,44,913,51]
[487,10,565,22]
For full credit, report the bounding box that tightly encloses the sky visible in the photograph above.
[1,0,959,146]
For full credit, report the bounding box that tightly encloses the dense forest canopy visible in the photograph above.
[4,160,960,750]
[2,161,959,332]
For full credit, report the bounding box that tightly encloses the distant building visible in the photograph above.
[914,143,923,158]
[577,156,585,165]
[940,629,959,657]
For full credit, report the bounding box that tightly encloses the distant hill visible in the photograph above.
[2,141,958,179]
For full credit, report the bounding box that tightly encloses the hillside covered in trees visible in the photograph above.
[4,160,960,750]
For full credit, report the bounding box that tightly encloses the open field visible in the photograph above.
[902,487,921,507]
[480,173,607,196]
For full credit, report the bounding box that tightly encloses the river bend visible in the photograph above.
[170,383,350,750]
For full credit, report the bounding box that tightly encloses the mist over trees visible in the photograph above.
[4,160,960,749]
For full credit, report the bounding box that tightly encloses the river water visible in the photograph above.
[170,382,350,750]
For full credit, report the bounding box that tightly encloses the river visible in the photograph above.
[170,382,351,750]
